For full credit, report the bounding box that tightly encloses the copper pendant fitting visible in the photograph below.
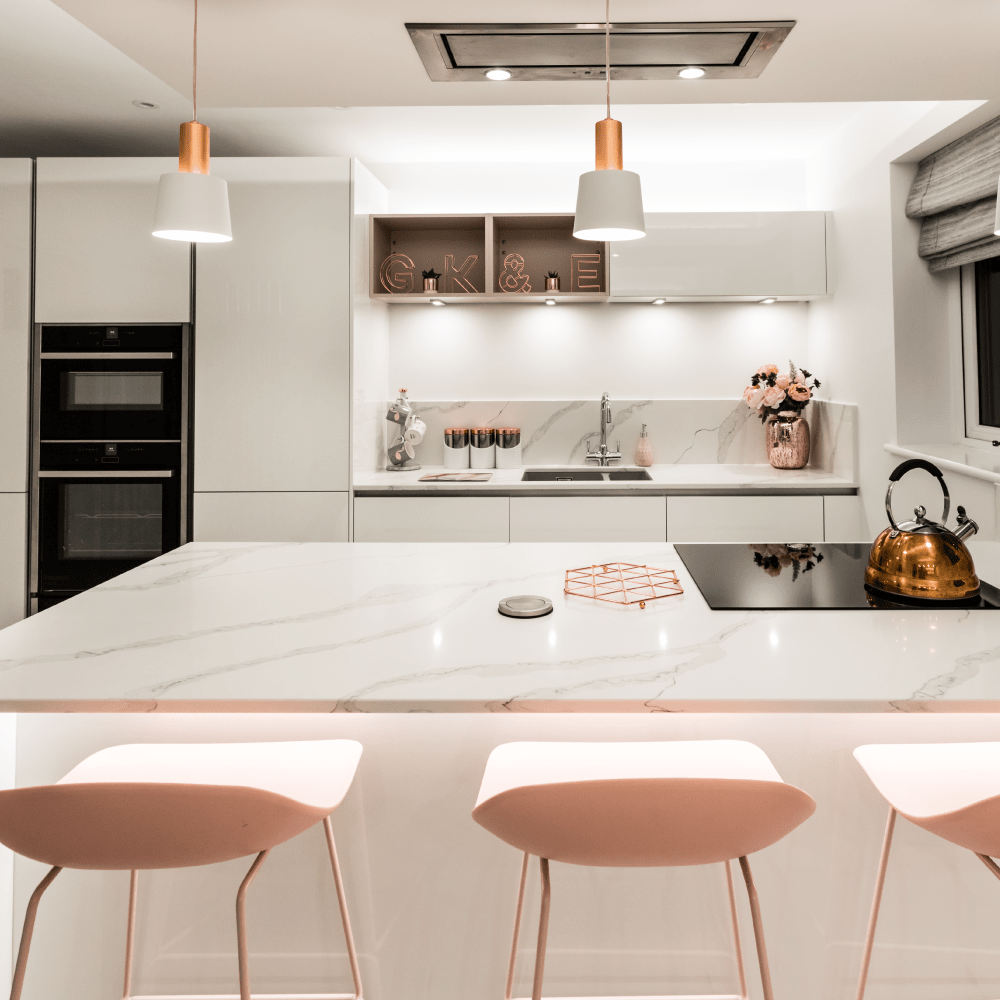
[179,120,211,174]
[595,118,623,170]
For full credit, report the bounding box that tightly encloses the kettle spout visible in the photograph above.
[955,505,980,541]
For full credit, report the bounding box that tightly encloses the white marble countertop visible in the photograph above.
[1,541,999,713]
[354,464,858,493]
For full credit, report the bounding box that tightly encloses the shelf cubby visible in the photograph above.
[369,213,609,304]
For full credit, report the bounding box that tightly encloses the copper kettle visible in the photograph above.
[865,459,980,603]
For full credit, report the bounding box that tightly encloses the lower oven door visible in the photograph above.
[36,470,181,602]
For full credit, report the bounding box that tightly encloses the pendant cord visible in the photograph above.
[192,0,198,122]
[605,0,610,119]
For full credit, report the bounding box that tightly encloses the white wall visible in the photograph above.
[389,301,810,401]
[373,160,810,215]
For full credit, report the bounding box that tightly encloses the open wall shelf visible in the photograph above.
[369,213,609,304]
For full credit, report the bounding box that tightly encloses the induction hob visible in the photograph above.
[673,543,1000,610]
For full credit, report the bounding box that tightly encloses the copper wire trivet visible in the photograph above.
[564,562,683,609]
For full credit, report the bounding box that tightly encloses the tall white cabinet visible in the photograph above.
[193,158,352,542]
[35,158,190,323]
[0,161,32,626]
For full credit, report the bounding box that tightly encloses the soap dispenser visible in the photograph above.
[635,423,653,467]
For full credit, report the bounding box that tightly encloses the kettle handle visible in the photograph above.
[885,459,950,531]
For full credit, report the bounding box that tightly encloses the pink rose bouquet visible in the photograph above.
[743,361,821,423]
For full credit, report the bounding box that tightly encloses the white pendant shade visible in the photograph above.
[153,171,232,243]
[573,169,646,241]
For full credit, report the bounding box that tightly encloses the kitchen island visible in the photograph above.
[3,541,1000,1000]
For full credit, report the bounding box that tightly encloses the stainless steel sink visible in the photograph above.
[520,468,652,482]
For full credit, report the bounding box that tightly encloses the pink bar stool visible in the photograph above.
[854,742,1000,1000]
[0,740,365,1000]
[472,741,816,1000]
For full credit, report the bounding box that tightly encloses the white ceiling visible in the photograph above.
[1,0,998,162]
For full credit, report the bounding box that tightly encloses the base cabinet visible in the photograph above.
[0,494,25,627]
[510,496,666,542]
[354,496,509,542]
[194,493,349,542]
[667,495,824,542]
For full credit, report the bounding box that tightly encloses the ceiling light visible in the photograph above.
[573,0,645,243]
[652,298,666,305]
[430,299,446,306]
[678,66,706,79]
[545,298,557,306]
[758,297,777,305]
[132,100,159,110]
[152,0,232,244]
[485,68,511,81]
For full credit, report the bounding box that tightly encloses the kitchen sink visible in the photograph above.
[521,468,652,482]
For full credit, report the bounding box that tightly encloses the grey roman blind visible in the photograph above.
[908,115,1000,272]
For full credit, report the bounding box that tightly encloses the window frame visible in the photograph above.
[961,264,1000,442]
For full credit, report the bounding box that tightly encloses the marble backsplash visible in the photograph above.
[361,398,857,480]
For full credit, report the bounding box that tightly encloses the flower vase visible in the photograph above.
[766,412,810,469]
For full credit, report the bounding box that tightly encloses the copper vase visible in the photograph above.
[766,412,810,469]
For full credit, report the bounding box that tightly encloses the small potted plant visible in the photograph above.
[422,268,441,293]
[743,361,821,469]
[545,270,560,292]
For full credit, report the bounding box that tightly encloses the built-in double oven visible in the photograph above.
[29,324,191,613]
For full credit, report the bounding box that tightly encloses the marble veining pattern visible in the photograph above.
[0,541,999,712]
[391,398,856,476]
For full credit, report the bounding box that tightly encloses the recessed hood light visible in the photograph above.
[678,66,705,79]
[485,68,511,80]
[132,100,159,109]
[758,297,777,304]
[430,299,446,306]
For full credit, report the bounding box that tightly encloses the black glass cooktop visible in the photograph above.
[674,543,1000,610]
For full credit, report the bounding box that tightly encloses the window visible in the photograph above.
[962,261,1000,441]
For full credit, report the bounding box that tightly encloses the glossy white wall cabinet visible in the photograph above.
[610,212,828,301]
[34,158,190,323]
[195,158,351,495]
[194,493,349,542]
[0,160,33,625]
[0,495,26,627]
[667,495,824,542]
[354,497,509,542]
[509,496,666,542]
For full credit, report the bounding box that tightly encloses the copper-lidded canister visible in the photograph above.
[865,458,980,604]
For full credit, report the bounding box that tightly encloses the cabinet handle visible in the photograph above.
[40,352,175,360]
[38,470,174,478]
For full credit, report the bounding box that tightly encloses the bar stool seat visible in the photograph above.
[473,740,815,1000]
[854,742,1000,1000]
[0,740,365,1000]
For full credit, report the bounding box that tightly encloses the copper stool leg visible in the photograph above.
[738,856,774,1000]
[123,870,139,1000]
[725,861,749,1000]
[322,817,364,1000]
[855,807,897,1000]
[236,850,270,1000]
[505,852,531,1000]
[530,858,551,1000]
[10,865,62,1000]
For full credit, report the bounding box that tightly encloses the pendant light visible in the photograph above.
[153,0,232,243]
[573,0,645,241]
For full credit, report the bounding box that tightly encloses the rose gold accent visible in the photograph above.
[379,254,415,293]
[179,120,210,175]
[422,277,438,292]
[123,870,138,1000]
[237,850,270,1000]
[323,816,364,1000]
[570,254,601,292]
[855,807,896,1000]
[564,562,683,607]
[544,277,559,292]
[866,522,979,603]
[738,856,774,1000]
[725,861,748,1000]
[506,852,530,1000]
[595,118,624,171]
[10,865,61,1000]
[765,412,810,469]
[444,254,479,293]
[530,857,550,1000]
[499,252,531,293]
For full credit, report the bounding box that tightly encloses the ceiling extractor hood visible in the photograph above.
[406,21,795,82]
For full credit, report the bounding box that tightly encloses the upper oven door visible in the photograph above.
[38,325,184,441]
